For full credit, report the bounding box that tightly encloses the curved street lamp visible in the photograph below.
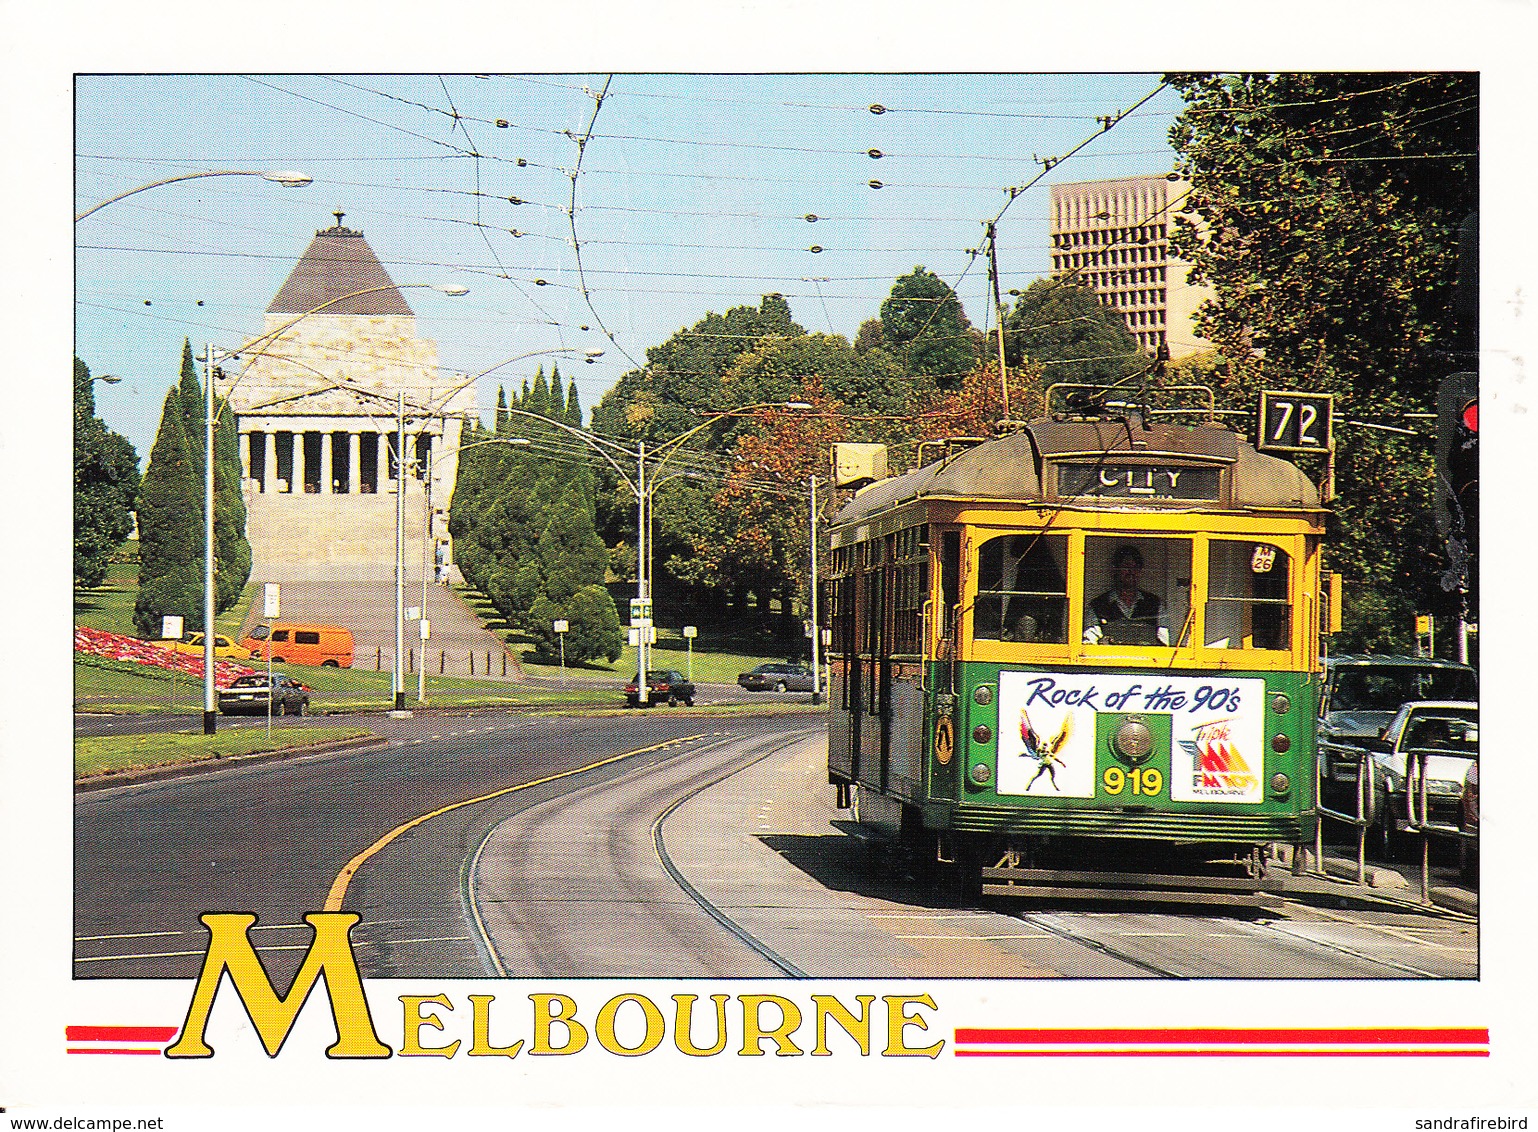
[75,169,313,222]
[489,401,812,702]
[196,282,468,731]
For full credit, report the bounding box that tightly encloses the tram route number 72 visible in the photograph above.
[1257,390,1334,454]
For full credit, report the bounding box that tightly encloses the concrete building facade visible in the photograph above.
[1049,175,1212,359]
[217,215,474,582]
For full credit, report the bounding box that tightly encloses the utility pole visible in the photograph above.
[986,222,1010,424]
[809,474,822,705]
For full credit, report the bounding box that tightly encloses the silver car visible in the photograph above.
[737,663,815,693]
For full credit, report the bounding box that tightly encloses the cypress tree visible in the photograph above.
[213,394,251,611]
[176,340,205,481]
[527,366,551,420]
[134,388,203,637]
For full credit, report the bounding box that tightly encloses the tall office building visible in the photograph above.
[1049,175,1211,359]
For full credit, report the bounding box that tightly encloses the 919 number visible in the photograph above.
[1103,766,1163,796]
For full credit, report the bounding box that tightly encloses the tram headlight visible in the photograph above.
[972,724,993,745]
[1272,694,1291,715]
[1113,719,1154,764]
[973,685,993,706]
[969,762,993,786]
[1270,772,1291,795]
[1271,733,1291,753]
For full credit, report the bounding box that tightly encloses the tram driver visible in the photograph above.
[1083,544,1170,646]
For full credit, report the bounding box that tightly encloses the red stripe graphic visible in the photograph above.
[66,1026,179,1042]
[66,1025,179,1056]
[954,1027,1489,1058]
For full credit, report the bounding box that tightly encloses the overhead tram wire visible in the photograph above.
[563,75,647,372]
[238,76,493,163]
[893,81,1172,358]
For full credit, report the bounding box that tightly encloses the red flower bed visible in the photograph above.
[74,626,256,687]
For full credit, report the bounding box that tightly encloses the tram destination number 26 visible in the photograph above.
[1258,390,1334,454]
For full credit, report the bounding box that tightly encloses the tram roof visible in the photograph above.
[833,417,1322,525]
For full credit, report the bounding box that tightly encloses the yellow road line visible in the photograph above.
[324,734,709,912]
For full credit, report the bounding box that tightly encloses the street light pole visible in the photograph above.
[478,402,811,706]
[75,169,312,222]
[202,344,217,734]
[636,440,648,704]
[394,391,408,714]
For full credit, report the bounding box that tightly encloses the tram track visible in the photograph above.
[650,735,814,979]
[468,727,820,978]
[1009,897,1467,979]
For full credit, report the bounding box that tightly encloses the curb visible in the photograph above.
[73,734,387,792]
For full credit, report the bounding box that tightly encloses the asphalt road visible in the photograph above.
[74,708,1477,982]
[72,709,808,981]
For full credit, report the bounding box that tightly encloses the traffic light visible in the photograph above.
[1436,371,1478,574]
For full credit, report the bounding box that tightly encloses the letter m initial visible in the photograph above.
[166,912,391,1059]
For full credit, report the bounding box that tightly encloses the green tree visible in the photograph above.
[1165,71,1477,649]
[590,294,805,445]
[133,388,202,637]
[74,358,140,589]
[1004,278,1145,390]
[878,267,978,389]
[527,586,622,665]
[213,390,250,610]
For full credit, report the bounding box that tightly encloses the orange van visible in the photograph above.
[240,623,354,668]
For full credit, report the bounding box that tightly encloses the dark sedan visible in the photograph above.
[218,674,311,716]
[625,670,695,707]
[737,663,815,693]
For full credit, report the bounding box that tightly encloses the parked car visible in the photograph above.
[240,623,354,668]
[1316,654,1477,818]
[218,673,312,716]
[158,632,253,660]
[737,663,815,693]
[1364,701,1479,858]
[625,670,695,707]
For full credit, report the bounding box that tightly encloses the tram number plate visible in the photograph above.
[1102,766,1164,797]
[1258,390,1333,453]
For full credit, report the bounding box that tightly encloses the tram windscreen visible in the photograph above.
[1204,540,1291,651]
[1082,537,1189,647]
[973,534,1067,643]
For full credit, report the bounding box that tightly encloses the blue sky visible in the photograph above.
[75,73,1188,462]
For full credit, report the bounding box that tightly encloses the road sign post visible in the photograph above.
[682,625,696,681]
[553,619,569,686]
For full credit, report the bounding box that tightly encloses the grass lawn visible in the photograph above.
[75,726,373,780]
[75,557,802,712]
[74,557,256,640]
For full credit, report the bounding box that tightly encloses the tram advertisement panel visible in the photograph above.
[996,670,1267,803]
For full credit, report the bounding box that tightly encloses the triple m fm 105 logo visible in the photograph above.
[105,913,947,1060]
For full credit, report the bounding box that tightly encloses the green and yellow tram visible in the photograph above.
[826,409,1328,904]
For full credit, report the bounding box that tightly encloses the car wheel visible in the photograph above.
[294,700,305,717]
[775,681,787,693]
[685,697,694,707]
[1370,801,1403,862]
[270,656,285,664]
[322,660,339,668]
[668,694,678,706]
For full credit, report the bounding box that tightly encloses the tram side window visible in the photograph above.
[974,534,1068,643]
[1204,541,1291,651]
[1082,537,1191,647]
